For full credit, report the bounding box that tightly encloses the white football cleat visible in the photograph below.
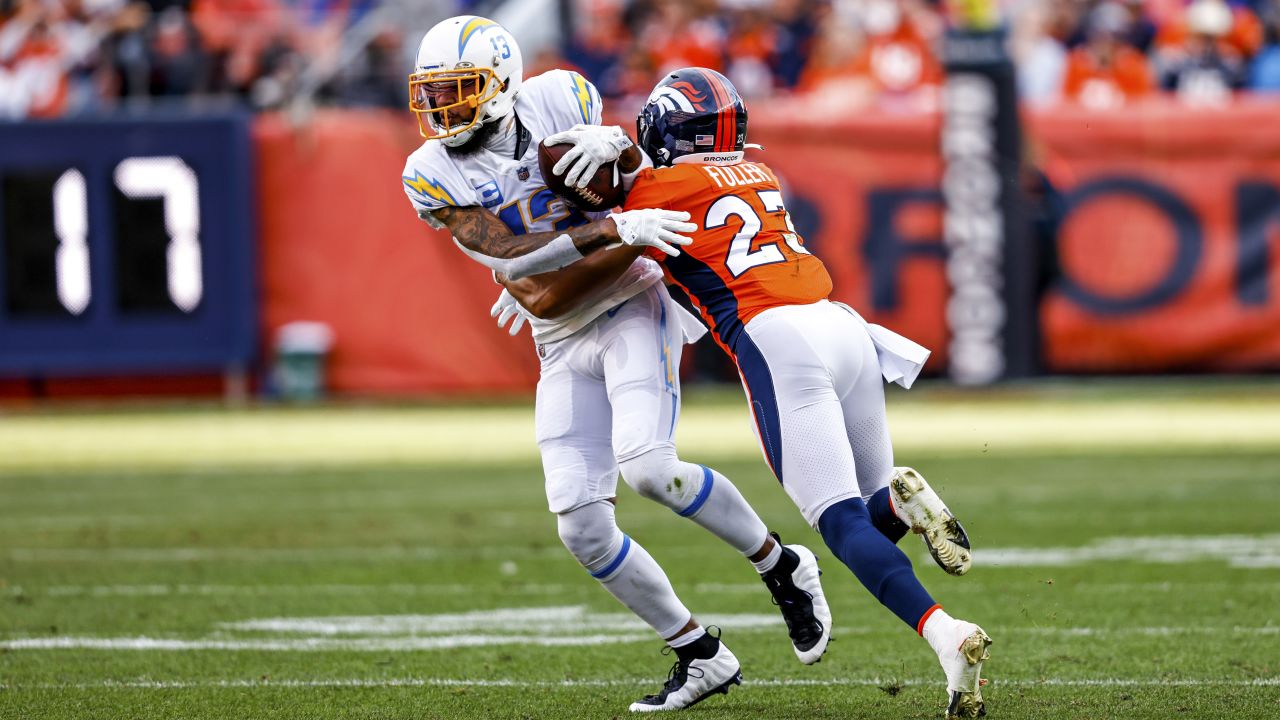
[628,638,742,712]
[761,542,831,664]
[890,466,972,575]
[937,621,993,719]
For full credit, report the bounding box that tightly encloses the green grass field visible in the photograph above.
[3,382,1279,719]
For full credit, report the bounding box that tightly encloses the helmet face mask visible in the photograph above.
[408,68,499,140]
[409,16,522,146]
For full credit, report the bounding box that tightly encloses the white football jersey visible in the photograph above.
[402,69,662,343]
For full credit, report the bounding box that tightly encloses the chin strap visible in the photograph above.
[513,112,531,159]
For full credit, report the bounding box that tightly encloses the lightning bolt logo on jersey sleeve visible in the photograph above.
[401,146,477,218]
[567,71,602,125]
[518,69,604,133]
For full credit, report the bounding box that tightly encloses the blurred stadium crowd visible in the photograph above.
[2,0,1279,119]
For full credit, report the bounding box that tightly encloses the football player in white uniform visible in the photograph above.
[401,16,830,712]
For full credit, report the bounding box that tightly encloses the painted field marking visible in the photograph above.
[219,606,783,636]
[0,635,655,651]
[2,604,1278,654]
[2,546,567,563]
[9,579,1280,600]
[10,534,1280,568]
[977,533,1280,569]
[2,677,1277,691]
[694,580,1280,595]
[4,583,578,598]
[4,627,1277,652]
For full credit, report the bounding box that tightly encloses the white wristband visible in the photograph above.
[453,233,586,280]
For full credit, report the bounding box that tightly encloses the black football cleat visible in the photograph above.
[760,537,832,664]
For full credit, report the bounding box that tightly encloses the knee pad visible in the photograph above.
[557,500,628,578]
[619,448,699,509]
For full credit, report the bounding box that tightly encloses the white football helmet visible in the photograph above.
[409,15,523,146]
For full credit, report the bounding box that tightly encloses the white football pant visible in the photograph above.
[735,300,898,527]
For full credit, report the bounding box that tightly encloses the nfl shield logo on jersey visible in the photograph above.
[517,166,530,181]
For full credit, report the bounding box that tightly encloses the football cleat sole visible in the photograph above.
[786,545,832,665]
[628,671,742,713]
[890,467,972,575]
[946,628,993,720]
[628,641,742,713]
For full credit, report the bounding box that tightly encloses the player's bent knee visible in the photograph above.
[556,501,628,578]
[618,448,694,508]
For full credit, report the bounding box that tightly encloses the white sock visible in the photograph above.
[666,625,707,649]
[596,537,695,640]
[921,607,960,656]
[751,539,783,574]
[675,463,770,554]
[619,450,769,556]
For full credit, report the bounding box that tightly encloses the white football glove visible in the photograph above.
[490,288,527,336]
[607,209,697,257]
[544,124,634,189]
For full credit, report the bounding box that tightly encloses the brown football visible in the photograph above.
[537,139,625,212]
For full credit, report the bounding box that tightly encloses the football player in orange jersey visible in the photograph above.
[508,67,993,719]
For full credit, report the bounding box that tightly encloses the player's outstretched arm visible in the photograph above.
[498,245,644,320]
[435,205,614,266]
[434,205,694,280]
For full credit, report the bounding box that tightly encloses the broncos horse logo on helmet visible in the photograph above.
[637,67,748,167]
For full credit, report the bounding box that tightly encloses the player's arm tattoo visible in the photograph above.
[432,205,619,259]
[500,245,643,319]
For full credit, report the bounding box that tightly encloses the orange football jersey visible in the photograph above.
[625,161,833,351]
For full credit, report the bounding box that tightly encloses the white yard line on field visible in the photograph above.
[694,580,1280,594]
[8,580,1280,600]
[0,635,654,651]
[5,583,577,598]
[3,626,1276,652]
[2,546,567,562]
[218,607,784,636]
[977,534,1280,569]
[11,533,1280,568]
[1,677,1277,691]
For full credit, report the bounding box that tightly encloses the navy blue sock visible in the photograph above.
[867,487,910,543]
[818,497,937,631]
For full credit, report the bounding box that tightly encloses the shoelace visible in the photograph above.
[639,647,707,702]
[764,574,822,644]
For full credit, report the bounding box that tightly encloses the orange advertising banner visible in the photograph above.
[254,111,539,395]
[252,100,1280,395]
[1031,101,1280,372]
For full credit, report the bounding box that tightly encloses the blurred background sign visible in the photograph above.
[939,0,1037,385]
[0,115,256,377]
